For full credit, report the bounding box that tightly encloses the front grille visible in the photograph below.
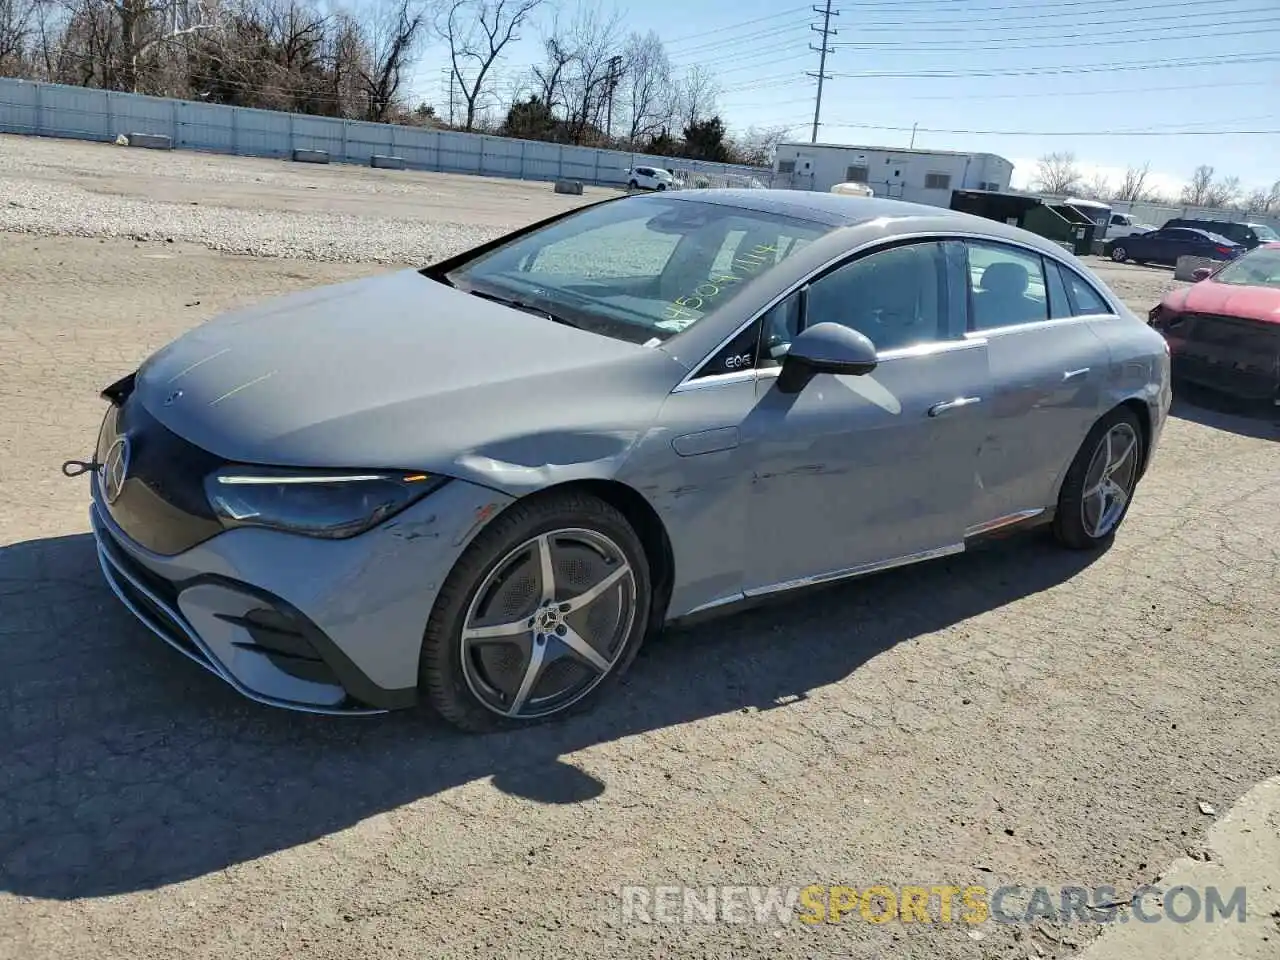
[1176,313,1280,400]
[97,397,227,555]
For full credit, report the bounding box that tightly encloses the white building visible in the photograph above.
[773,142,1015,207]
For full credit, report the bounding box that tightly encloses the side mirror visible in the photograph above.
[776,322,878,394]
[1191,266,1213,282]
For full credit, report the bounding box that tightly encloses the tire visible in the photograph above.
[419,490,651,733]
[656,182,667,191]
[1110,246,1128,263]
[1053,406,1145,551]
[627,179,638,191]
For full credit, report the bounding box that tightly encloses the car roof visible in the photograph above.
[664,188,1078,252]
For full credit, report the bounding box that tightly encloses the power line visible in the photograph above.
[797,121,1280,137]
[807,0,838,143]
[835,1,1280,32]
[830,51,1280,79]
[662,6,811,48]
[721,78,1278,109]
[834,18,1280,50]
[825,0,1268,21]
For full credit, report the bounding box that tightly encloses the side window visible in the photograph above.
[1060,267,1112,316]
[966,241,1049,330]
[1043,259,1073,320]
[803,241,950,353]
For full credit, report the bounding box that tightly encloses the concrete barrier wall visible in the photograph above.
[0,78,773,188]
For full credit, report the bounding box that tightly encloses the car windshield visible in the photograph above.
[1250,224,1279,242]
[439,196,833,344]
[1209,246,1280,287]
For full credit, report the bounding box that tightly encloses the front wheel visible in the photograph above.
[656,182,667,191]
[420,490,651,733]
[1110,246,1128,263]
[1053,407,1145,550]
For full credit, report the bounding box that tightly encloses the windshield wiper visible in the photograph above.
[465,288,586,331]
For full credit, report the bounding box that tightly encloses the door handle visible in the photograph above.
[1063,367,1090,381]
[928,396,982,417]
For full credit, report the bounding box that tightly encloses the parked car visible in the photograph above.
[1162,217,1279,250]
[1105,226,1243,266]
[625,166,675,191]
[1148,241,1280,404]
[1106,211,1157,239]
[79,192,1170,732]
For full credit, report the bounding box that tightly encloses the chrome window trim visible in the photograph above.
[672,229,1122,393]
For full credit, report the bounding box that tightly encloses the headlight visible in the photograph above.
[203,467,447,539]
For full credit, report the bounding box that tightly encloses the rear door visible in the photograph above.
[963,241,1110,528]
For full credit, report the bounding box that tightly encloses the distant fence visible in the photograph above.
[0,78,774,189]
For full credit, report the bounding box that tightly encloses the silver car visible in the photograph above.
[81,191,1171,732]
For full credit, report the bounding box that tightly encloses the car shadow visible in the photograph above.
[0,527,1099,900]
[1171,388,1279,440]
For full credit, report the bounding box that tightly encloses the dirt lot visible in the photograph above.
[1,138,1278,960]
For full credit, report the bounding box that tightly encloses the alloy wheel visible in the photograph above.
[1111,246,1127,262]
[459,528,637,719]
[1080,422,1140,539]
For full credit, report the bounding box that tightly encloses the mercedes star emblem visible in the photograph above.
[103,436,131,504]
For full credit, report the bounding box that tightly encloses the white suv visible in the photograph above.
[626,166,676,191]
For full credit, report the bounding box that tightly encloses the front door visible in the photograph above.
[741,239,990,594]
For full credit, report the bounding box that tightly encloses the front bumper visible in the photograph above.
[90,472,514,715]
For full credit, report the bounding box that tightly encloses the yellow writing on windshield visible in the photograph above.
[657,244,779,331]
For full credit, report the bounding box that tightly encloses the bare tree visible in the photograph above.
[1079,170,1111,201]
[1114,162,1152,203]
[531,30,574,119]
[620,28,669,143]
[358,0,424,122]
[1205,174,1240,209]
[1032,151,1081,195]
[558,4,623,143]
[732,123,791,166]
[442,0,542,132]
[1243,187,1270,214]
[0,0,41,71]
[1180,164,1214,206]
[674,63,716,130]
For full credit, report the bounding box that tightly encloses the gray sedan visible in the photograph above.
[81,190,1171,732]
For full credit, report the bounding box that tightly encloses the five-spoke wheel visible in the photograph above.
[460,529,637,720]
[420,492,651,732]
[1054,407,1146,549]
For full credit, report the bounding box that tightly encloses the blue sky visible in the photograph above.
[407,0,1280,195]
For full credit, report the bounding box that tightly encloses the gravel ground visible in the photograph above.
[1,137,1278,960]
[0,134,610,262]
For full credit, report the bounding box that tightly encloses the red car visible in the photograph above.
[1148,242,1280,404]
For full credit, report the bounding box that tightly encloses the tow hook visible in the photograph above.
[62,459,100,477]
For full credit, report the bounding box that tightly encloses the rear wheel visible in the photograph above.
[1053,407,1145,550]
[627,179,638,191]
[1110,245,1128,263]
[420,491,651,733]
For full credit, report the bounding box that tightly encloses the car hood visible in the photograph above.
[133,269,686,493]
[1167,280,1280,323]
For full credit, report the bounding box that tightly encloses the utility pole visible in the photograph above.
[909,122,917,148]
[605,54,623,140]
[807,0,838,143]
